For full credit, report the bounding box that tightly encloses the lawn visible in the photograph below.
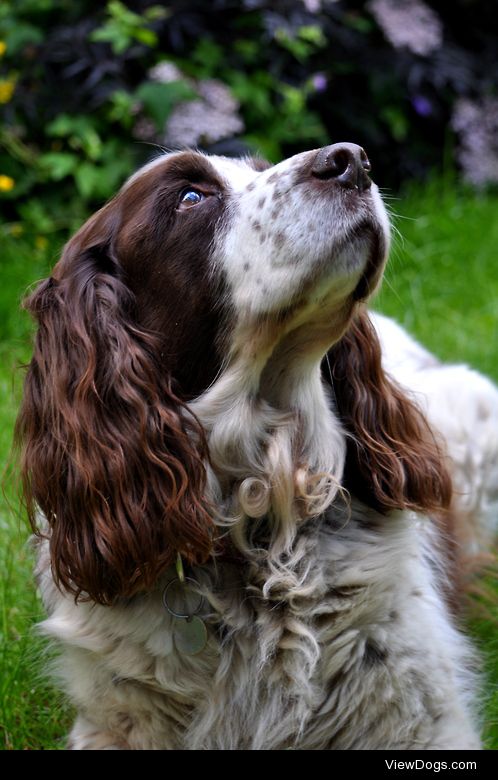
[1,178,498,749]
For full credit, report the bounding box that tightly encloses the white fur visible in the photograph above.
[36,501,480,750]
[372,312,498,553]
[34,151,495,750]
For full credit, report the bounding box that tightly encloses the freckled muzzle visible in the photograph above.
[215,144,390,319]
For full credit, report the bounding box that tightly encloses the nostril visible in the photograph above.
[323,150,350,180]
[360,149,371,174]
[311,143,372,191]
[312,148,351,181]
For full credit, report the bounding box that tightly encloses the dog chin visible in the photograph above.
[322,216,386,293]
[352,224,389,301]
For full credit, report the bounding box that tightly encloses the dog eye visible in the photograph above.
[179,189,205,208]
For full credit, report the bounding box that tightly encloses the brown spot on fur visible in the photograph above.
[258,197,266,209]
[248,156,272,172]
[477,401,490,421]
[274,232,285,249]
[431,505,482,615]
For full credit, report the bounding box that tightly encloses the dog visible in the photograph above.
[16,144,498,749]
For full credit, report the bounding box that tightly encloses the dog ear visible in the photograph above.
[325,307,452,514]
[16,208,213,605]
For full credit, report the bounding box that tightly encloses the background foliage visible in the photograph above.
[2,0,498,239]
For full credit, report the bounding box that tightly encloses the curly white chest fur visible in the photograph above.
[36,503,480,750]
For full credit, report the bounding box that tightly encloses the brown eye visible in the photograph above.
[179,189,205,207]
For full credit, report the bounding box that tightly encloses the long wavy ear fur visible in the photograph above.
[15,236,213,605]
[326,308,452,514]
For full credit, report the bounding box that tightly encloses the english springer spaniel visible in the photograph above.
[16,145,498,749]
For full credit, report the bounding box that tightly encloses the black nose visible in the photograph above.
[311,143,372,191]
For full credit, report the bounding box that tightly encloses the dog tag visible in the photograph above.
[173,616,208,655]
[163,578,204,618]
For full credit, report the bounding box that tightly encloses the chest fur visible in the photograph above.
[38,509,472,749]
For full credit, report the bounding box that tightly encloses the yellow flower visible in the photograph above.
[0,174,15,191]
[10,223,23,238]
[35,235,48,251]
[0,79,15,103]
[0,42,6,57]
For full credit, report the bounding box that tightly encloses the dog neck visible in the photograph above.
[191,345,347,578]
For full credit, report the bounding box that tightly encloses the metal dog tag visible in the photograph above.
[173,616,208,655]
[162,578,204,618]
[163,571,208,656]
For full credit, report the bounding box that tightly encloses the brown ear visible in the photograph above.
[16,230,213,605]
[325,308,452,514]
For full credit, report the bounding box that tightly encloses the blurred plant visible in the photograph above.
[451,97,498,187]
[89,1,168,54]
[162,78,245,148]
[368,0,442,56]
[1,0,497,246]
[0,0,180,237]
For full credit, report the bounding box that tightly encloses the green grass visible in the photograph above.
[376,177,498,380]
[0,237,73,749]
[374,178,498,749]
[1,179,498,749]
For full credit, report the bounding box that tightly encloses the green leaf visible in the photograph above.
[17,199,56,233]
[89,0,161,55]
[108,0,142,27]
[71,142,134,202]
[106,90,137,127]
[90,24,129,54]
[381,106,409,142]
[243,134,281,163]
[46,114,89,137]
[298,25,326,47]
[74,162,102,200]
[70,128,102,161]
[45,115,71,137]
[144,6,170,22]
[275,28,307,61]
[46,115,103,160]
[189,38,224,75]
[229,70,274,118]
[133,28,158,48]
[233,39,260,64]
[38,152,79,180]
[3,22,43,54]
[279,84,306,115]
[99,139,134,190]
[343,12,374,34]
[135,81,197,131]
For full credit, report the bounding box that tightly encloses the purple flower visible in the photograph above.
[412,95,432,117]
[312,73,328,93]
